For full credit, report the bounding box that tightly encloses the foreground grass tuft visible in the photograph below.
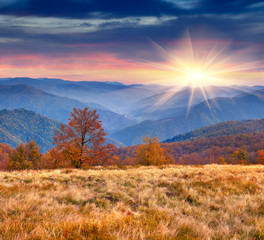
[0,165,264,239]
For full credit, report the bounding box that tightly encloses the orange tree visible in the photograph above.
[257,150,264,164]
[42,148,71,169]
[233,149,248,164]
[8,140,42,170]
[53,107,108,168]
[0,143,13,170]
[135,136,173,166]
[218,157,227,165]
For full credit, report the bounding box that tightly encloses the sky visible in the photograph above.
[0,0,263,86]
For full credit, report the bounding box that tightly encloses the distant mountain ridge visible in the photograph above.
[0,77,164,113]
[111,89,264,145]
[117,118,264,164]
[0,77,130,94]
[130,85,262,120]
[0,84,137,132]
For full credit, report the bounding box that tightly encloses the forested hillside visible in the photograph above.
[0,109,125,153]
[165,118,264,143]
[0,109,59,152]
[117,130,264,165]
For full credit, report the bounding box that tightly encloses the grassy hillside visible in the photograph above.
[0,165,264,239]
[164,118,264,143]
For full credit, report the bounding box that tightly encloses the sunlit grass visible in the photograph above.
[0,165,264,239]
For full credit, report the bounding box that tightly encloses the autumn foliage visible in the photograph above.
[0,143,13,170]
[2,107,264,170]
[8,140,42,170]
[257,150,264,164]
[135,136,173,166]
[42,148,71,169]
[52,107,115,168]
[233,149,248,165]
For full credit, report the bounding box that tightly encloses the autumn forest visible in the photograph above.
[1,106,264,171]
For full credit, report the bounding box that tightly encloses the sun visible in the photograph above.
[186,68,208,86]
[179,62,214,88]
[136,29,264,118]
[191,71,202,80]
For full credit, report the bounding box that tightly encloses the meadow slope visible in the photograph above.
[0,165,264,239]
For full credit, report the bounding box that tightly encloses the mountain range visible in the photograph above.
[0,77,165,113]
[117,117,264,165]
[1,77,264,148]
[0,83,136,132]
[130,85,263,120]
[111,88,264,145]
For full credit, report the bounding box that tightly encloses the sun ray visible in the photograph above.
[186,82,196,119]
[200,85,212,111]
[133,31,264,119]
[147,38,187,69]
[150,84,188,111]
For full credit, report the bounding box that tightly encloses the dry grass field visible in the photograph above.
[0,165,264,240]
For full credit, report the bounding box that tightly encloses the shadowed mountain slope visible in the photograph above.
[0,84,137,132]
[0,109,59,152]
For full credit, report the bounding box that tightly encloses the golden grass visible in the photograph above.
[0,165,264,239]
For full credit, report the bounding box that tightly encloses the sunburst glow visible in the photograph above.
[190,71,203,80]
[136,30,264,118]
[184,68,211,87]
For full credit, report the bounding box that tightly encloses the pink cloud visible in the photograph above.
[0,52,150,70]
